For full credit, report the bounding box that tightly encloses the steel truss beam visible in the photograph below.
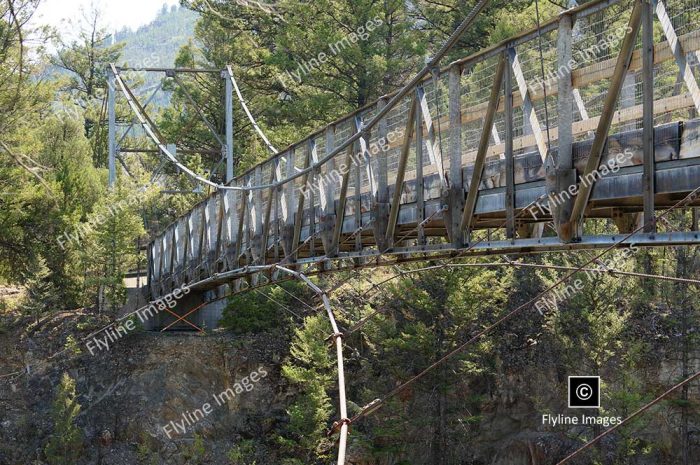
[154,230,700,298]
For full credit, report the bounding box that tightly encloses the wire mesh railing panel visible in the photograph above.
[175,219,186,266]
[162,227,173,276]
[428,72,451,191]
[287,147,303,227]
[150,242,160,280]
[666,0,700,37]
[365,124,381,201]
[384,95,412,179]
[345,139,359,220]
[242,173,254,253]
[205,196,218,255]
[334,116,354,150]
[188,206,202,263]
[651,0,700,127]
[221,190,235,250]
[312,134,325,211]
[418,76,442,191]
[330,119,353,206]
[357,106,377,212]
[571,0,635,143]
[232,190,243,248]
[293,145,313,230]
[261,186,272,237]
[460,53,503,182]
[316,132,337,214]
[272,166,283,238]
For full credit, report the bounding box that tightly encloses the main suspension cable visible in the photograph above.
[225,65,279,155]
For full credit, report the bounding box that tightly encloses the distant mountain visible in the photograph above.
[114,4,198,71]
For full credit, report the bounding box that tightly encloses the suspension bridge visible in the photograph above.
[104,0,700,463]
[108,0,700,305]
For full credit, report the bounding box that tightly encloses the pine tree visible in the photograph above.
[44,373,82,465]
[86,184,145,314]
[22,256,58,325]
[280,314,334,463]
[52,5,124,140]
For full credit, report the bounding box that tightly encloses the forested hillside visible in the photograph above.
[115,3,197,104]
[0,1,698,465]
[115,4,197,69]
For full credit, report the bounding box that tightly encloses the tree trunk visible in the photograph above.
[431,387,447,465]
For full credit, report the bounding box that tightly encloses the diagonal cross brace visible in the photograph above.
[567,1,644,236]
[509,48,549,162]
[417,86,448,187]
[459,53,507,235]
[160,302,206,332]
[355,116,377,197]
[384,96,418,248]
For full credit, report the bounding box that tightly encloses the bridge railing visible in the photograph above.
[146,0,700,297]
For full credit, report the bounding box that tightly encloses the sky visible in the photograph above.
[32,0,181,37]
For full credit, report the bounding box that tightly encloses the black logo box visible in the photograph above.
[568,376,601,409]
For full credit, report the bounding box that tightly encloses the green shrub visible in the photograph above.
[184,433,206,464]
[227,439,256,465]
[219,281,308,334]
[63,335,82,355]
[136,431,159,465]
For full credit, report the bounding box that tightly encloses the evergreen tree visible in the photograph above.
[358,264,511,463]
[412,0,534,61]
[21,256,58,325]
[52,6,124,140]
[85,185,145,314]
[44,373,83,465]
[279,314,334,463]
